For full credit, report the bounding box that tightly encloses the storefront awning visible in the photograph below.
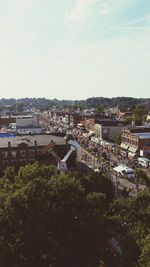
[120,143,129,150]
[128,146,138,153]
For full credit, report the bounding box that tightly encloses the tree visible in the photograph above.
[132,105,148,126]
[0,104,4,112]
[109,192,150,267]
[0,164,115,267]
[136,168,150,189]
[114,132,121,145]
[138,234,150,266]
[133,105,148,117]
[2,164,150,267]
[125,116,133,125]
[78,171,114,202]
[15,101,25,113]
[95,105,105,118]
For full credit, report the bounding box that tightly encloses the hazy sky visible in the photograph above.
[0,0,150,99]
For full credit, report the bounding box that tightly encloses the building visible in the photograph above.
[120,126,150,158]
[0,134,76,175]
[94,120,128,142]
[48,110,84,128]
[85,118,95,132]
[69,113,83,128]
[147,114,150,122]
[116,107,133,120]
[16,115,39,127]
[104,107,117,119]
[9,115,43,135]
[16,126,43,135]
[0,116,16,127]
[0,114,39,128]
[134,133,150,158]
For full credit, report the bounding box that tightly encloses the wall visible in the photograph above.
[0,117,16,127]
[94,124,124,141]
[139,138,150,150]
[104,126,124,141]
[17,127,43,135]
[94,124,102,138]
[16,116,38,127]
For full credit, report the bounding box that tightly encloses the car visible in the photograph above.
[138,157,150,168]
[93,168,100,173]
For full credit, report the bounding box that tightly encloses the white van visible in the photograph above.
[113,164,135,179]
[138,157,150,168]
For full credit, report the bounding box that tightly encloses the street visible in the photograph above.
[77,146,146,196]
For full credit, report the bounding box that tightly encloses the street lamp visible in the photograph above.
[93,154,96,168]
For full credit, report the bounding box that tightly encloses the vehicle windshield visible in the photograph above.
[126,171,134,175]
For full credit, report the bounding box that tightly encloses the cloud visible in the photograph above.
[66,0,137,22]
[66,0,111,22]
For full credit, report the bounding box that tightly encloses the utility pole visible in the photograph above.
[115,173,119,197]
[136,173,139,192]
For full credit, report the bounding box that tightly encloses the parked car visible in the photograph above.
[138,157,150,168]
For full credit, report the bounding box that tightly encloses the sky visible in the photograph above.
[0,0,150,100]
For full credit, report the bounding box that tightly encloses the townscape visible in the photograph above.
[1,97,150,193]
[0,0,149,265]
[0,97,150,266]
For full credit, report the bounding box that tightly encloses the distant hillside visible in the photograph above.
[0,97,149,111]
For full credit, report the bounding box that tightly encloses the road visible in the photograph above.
[77,147,100,169]
[77,146,146,196]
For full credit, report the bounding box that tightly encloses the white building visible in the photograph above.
[10,115,43,135]
[16,115,39,128]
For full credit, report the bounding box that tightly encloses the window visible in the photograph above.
[1,151,8,158]
[37,150,42,155]
[11,151,16,158]
[29,150,35,158]
[20,150,27,158]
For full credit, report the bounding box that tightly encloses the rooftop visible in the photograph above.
[133,132,150,139]
[0,134,66,148]
[95,119,127,126]
[126,126,150,133]
[1,115,34,119]
[114,164,134,172]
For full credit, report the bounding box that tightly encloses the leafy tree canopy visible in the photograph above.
[1,164,150,267]
[0,164,115,267]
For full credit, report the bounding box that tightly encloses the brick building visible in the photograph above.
[116,108,133,120]
[0,134,76,175]
[0,116,16,127]
[49,111,84,128]
[84,118,95,132]
[120,126,150,158]
[69,113,83,127]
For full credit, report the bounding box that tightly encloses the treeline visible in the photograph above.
[0,164,150,267]
[0,97,149,111]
